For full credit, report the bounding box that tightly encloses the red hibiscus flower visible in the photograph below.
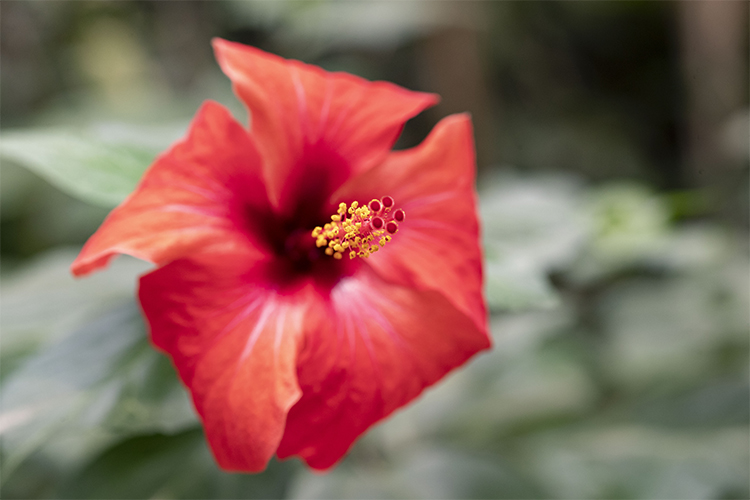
[71,39,490,472]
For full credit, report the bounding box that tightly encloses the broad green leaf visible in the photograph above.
[0,124,184,208]
[0,248,150,379]
[0,304,196,478]
[0,131,153,207]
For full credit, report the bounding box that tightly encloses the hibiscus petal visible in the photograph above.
[139,253,309,471]
[212,38,439,210]
[277,268,490,470]
[71,101,271,277]
[333,114,487,333]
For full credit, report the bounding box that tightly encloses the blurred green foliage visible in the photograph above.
[1,1,748,499]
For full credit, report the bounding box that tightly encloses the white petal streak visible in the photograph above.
[290,66,311,140]
[335,283,384,405]
[351,281,416,359]
[333,277,415,374]
[273,305,288,359]
[238,296,276,365]
[201,294,264,356]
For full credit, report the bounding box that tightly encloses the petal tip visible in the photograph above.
[210,37,239,53]
[442,111,474,128]
[421,91,441,108]
[69,262,87,278]
[69,251,112,278]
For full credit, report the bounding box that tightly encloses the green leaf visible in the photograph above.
[0,304,196,478]
[523,426,749,499]
[56,430,297,499]
[0,124,184,208]
[288,445,541,499]
[0,248,150,380]
[600,263,750,390]
[480,175,590,311]
[484,259,561,312]
[567,183,673,282]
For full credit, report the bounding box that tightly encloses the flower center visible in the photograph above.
[312,196,405,260]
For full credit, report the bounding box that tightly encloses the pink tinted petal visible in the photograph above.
[277,268,491,470]
[71,101,271,277]
[139,253,310,472]
[212,39,438,209]
[334,114,486,332]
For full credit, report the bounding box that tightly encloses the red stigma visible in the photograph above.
[393,208,405,222]
[381,196,394,209]
[372,216,385,230]
[368,199,382,213]
[386,221,399,234]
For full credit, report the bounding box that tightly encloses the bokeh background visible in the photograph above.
[1,1,748,498]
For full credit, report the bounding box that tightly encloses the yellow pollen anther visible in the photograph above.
[312,197,404,260]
